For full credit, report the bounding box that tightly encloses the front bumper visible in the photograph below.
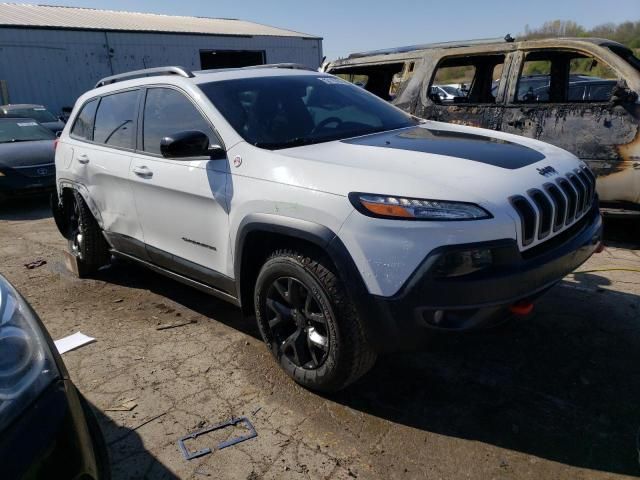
[363,204,603,352]
[0,379,106,480]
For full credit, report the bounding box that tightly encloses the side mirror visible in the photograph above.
[611,80,638,105]
[160,130,225,159]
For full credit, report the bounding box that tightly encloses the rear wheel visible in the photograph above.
[67,192,110,277]
[254,249,376,392]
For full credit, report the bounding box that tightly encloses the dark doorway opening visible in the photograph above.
[199,50,266,69]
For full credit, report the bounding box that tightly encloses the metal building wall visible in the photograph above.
[0,27,323,114]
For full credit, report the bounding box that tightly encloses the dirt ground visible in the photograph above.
[1,196,639,480]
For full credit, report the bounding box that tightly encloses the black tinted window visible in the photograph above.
[567,84,585,101]
[143,88,214,154]
[71,99,98,141]
[587,82,615,102]
[93,90,138,149]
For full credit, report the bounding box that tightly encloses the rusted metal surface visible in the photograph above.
[326,37,640,210]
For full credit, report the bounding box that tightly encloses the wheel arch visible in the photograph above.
[54,181,105,232]
[234,214,362,316]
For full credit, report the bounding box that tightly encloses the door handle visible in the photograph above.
[77,154,89,164]
[133,165,153,178]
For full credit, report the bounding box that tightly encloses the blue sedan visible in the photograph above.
[0,118,57,201]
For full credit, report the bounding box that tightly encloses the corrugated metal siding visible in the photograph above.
[0,3,321,39]
[0,27,323,114]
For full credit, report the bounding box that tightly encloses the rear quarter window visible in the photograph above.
[93,89,139,149]
[70,98,99,141]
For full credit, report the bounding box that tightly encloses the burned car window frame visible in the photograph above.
[510,48,621,105]
[426,53,507,105]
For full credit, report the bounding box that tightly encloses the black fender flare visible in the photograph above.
[234,214,392,352]
[234,213,336,285]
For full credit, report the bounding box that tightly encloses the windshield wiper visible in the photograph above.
[254,137,317,150]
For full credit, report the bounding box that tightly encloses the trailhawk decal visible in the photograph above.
[342,126,545,169]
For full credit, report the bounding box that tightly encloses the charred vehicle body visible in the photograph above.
[324,37,640,216]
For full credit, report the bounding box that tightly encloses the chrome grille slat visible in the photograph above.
[577,168,594,211]
[528,189,553,239]
[557,178,578,223]
[510,166,596,251]
[567,173,587,214]
[543,183,567,231]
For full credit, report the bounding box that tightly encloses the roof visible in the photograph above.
[0,3,321,39]
[328,37,626,69]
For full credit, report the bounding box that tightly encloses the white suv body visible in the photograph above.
[53,65,603,391]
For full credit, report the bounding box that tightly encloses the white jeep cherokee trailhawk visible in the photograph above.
[53,65,603,391]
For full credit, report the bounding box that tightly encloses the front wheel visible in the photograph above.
[254,249,376,392]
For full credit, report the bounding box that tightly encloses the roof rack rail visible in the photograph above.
[348,35,516,59]
[95,66,194,88]
[241,63,315,71]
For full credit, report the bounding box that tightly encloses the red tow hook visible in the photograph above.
[595,241,605,253]
[510,300,534,316]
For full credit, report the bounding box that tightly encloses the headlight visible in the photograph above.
[349,193,492,220]
[0,275,59,430]
[0,171,5,177]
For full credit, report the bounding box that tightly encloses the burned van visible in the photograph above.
[324,37,640,215]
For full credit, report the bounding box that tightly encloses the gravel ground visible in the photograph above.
[1,196,639,480]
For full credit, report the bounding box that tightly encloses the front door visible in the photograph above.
[501,48,639,206]
[129,86,232,289]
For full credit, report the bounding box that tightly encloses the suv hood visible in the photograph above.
[272,122,583,208]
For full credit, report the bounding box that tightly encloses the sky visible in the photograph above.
[36,0,640,59]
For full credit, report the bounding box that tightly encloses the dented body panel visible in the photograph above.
[325,37,640,211]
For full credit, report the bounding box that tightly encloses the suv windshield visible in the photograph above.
[0,118,56,143]
[199,74,418,149]
[3,107,58,123]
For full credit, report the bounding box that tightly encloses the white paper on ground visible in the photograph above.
[54,332,96,354]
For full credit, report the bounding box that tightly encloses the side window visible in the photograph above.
[429,55,505,104]
[93,90,138,149]
[70,98,98,141]
[335,73,369,88]
[143,88,215,155]
[329,63,404,101]
[517,59,551,102]
[516,51,618,104]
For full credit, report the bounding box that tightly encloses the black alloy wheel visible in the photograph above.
[265,276,329,369]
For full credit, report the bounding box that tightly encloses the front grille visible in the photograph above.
[510,165,596,249]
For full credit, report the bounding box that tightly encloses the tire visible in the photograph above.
[67,191,110,277]
[254,249,376,392]
[78,394,112,480]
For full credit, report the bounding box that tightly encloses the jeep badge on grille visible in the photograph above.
[537,166,558,177]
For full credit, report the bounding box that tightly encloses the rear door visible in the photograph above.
[129,86,232,287]
[501,48,638,206]
[416,53,510,130]
[67,89,144,250]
